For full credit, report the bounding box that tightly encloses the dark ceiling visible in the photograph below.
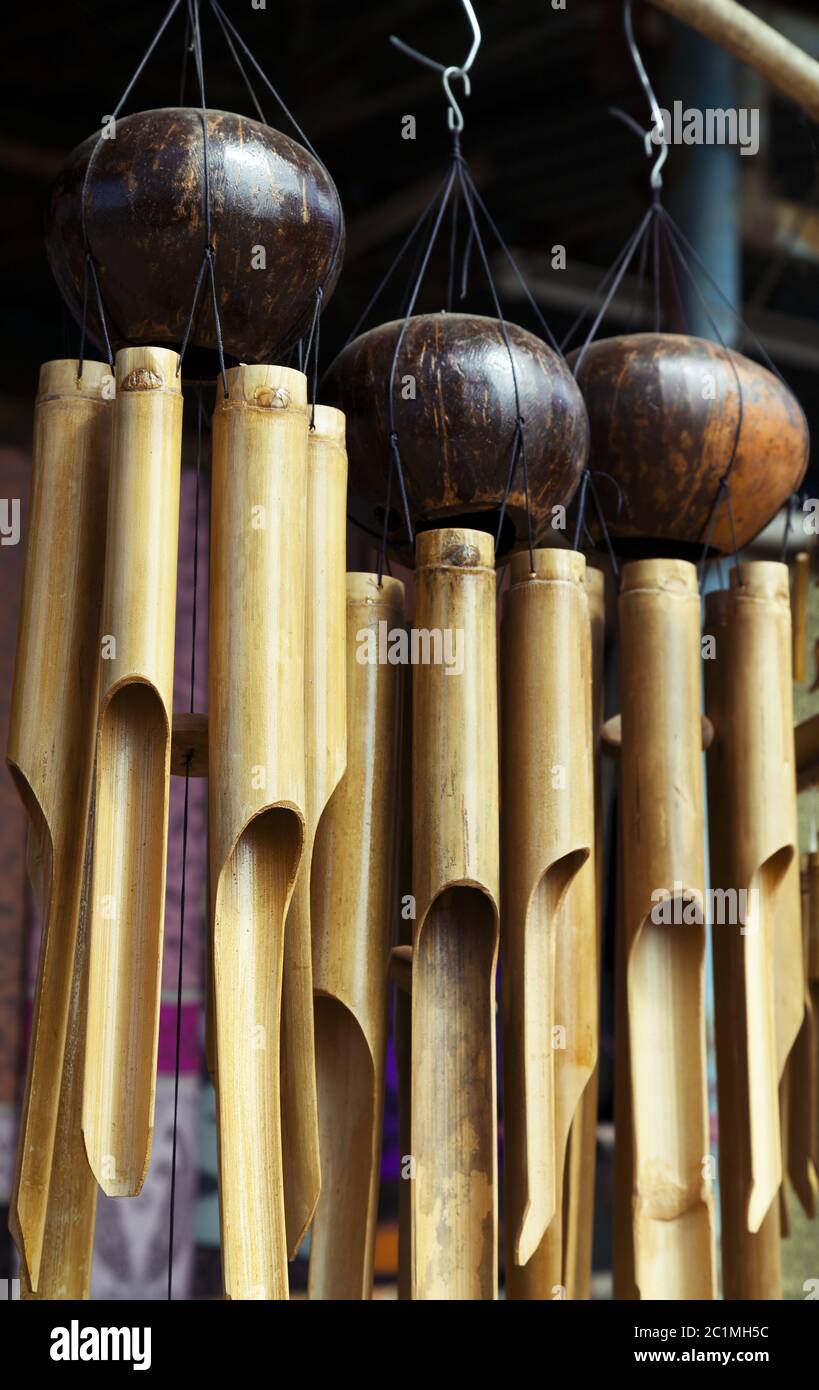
[1,0,818,465]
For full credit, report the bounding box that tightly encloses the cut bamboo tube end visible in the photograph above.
[8,359,111,1290]
[83,346,182,1198]
[210,362,308,1300]
[788,854,818,1219]
[21,796,98,1299]
[620,558,716,1301]
[412,527,500,1300]
[281,403,348,1259]
[309,573,404,1300]
[502,549,594,1288]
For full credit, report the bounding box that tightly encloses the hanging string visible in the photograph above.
[168,387,205,1300]
[378,160,460,579]
[77,0,183,377]
[302,286,324,429]
[176,0,229,396]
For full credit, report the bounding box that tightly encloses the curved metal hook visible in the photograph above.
[391,0,481,130]
[443,65,471,132]
[623,0,668,189]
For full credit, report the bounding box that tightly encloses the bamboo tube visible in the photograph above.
[792,553,810,684]
[502,550,594,1299]
[412,527,500,1300]
[281,405,348,1257]
[308,573,404,1299]
[648,0,819,124]
[619,559,715,1301]
[395,659,413,1302]
[21,794,98,1299]
[612,804,638,1299]
[811,853,819,1193]
[83,346,182,1195]
[704,563,797,1298]
[788,852,819,1216]
[210,363,307,1300]
[564,565,606,1300]
[7,359,111,1289]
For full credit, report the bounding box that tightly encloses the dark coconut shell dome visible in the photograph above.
[324,311,590,564]
[568,333,809,558]
[46,108,345,378]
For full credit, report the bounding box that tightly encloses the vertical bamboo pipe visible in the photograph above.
[210,363,307,1300]
[281,404,348,1258]
[83,346,182,1196]
[792,552,810,684]
[788,852,818,1216]
[412,527,500,1300]
[502,550,594,1299]
[619,558,716,1301]
[564,565,606,1300]
[7,359,111,1290]
[810,853,819,1192]
[704,563,796,1298]
[395,658,413,1302]
[308,573,404,1298]
[612,794,639,1299]
[21,794,98,1299]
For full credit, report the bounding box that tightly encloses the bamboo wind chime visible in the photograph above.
[411,529,500,1300]
[619,561,716,1301]
[704,563,800,1298]
[10,0,819,1306]
[502,550,595,1300]
[84,347,183,1197]
[310,573,404,1299]
[8,361,111,1297]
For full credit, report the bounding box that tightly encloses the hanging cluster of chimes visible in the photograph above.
[8,0,819,1305]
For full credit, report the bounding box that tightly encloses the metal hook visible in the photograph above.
[443,65,471,132]
[391,0,481,131]
[623,0,668,189]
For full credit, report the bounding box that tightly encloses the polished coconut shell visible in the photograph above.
[324,312,589,562]
[46,108,344,375]
[568,333,809,556]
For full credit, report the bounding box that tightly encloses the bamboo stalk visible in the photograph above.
[502,550,594,1299]
[83,346,182,1196]
[395,659,413,1302]
[792,553,810,684]
[564,565,606,1300]
[612,802,638,1300]
[209,363,308,1300]
[308,573,404,1299]
[648,0,819,124]
[21,793,98,1299]
[704,563,797,1298]
[7,359,111,1289]
[788,852,819,1216]
[619,559,716,1300]
[412,528,500,1300]
[281,405,348,1258]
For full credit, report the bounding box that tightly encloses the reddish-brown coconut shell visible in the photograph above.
[324,312,589,563]
[568,333,809,557]
[45,108,344,376]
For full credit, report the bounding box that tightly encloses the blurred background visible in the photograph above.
[1,0,819,1297]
